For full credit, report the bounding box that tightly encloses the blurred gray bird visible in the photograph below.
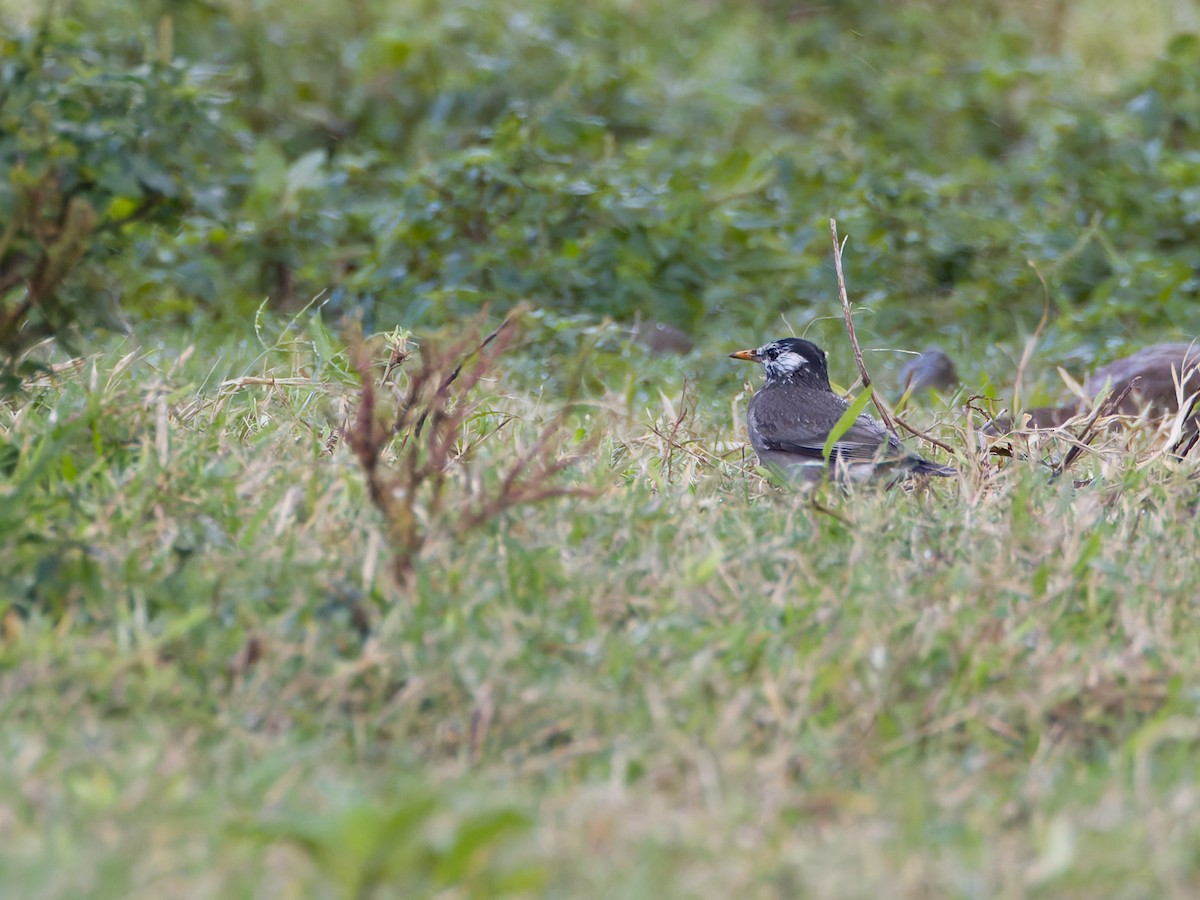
[1083,342,1200,417]
[730,337,956,481]
[988,341,1200,433]
[899,346,959,396]
[633,320,693,355]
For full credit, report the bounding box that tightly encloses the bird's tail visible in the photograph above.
[908,457,956,477]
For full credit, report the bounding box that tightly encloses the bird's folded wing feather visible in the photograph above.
[755,414,898,462]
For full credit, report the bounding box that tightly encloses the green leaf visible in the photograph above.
[282,150,328,212]
[435,808,532,883]
[822,389,875,463]
[246,140,288,217]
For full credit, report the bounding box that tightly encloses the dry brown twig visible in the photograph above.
[829,220,890,430]
[828,219,956,457]
[347,306,595,587]
[889,408,957,456]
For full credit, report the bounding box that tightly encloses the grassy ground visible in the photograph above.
[3,309,1199,898]
[6,0,1200,896]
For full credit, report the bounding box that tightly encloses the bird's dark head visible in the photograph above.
[730,337,830,387]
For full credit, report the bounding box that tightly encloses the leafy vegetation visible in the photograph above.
[3,0,1200,896]
[0,19,220,388]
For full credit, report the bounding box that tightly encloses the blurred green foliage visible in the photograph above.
[4,0,1200,366]
[0,18,221,387]
[239,789,541,898]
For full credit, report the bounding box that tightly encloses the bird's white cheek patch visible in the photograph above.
[766,351,807,379]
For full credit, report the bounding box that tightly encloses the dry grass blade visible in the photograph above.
[1175,430,1200,459]
[1015,262,1053,416]
[1053,377,1139,479]
[1167,347,1200,458]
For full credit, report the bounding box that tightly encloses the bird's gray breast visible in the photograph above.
[748,384,848,448]
[747,382,897,460]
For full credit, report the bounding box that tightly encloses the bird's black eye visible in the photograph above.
[765,347,779,360]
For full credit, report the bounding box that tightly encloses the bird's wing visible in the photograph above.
[748,392,955,477]
[751,394,898,463]
[771,427,900,465]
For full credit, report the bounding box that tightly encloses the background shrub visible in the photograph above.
[0,19,221,386]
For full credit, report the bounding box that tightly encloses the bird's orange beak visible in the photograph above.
[729,349,759,361]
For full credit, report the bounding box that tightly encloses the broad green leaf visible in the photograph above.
[822,389,875,463]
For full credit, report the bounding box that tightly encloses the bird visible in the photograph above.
[985,341,1200,433]
[632,320,694,355]
[898,346,960,396]
[1082,342,1200,418]
[730,337,956,481]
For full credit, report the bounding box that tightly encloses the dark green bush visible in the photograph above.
[11,0,1200,372]
[0,18,220,387]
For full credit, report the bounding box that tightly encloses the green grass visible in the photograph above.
[7,0,1200,895]
[3,316,1199,898]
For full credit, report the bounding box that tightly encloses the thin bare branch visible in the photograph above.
[889,409,958,455]
[830,219,954,459]
[830,219,898,436]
